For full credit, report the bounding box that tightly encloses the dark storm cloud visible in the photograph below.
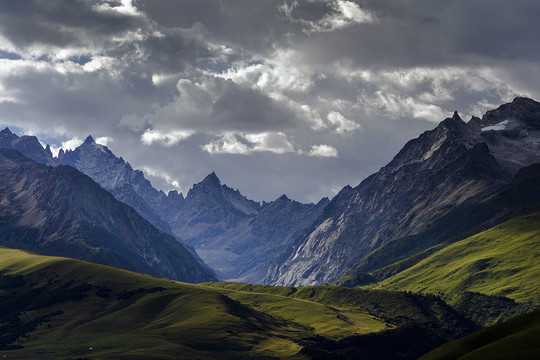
[0,0,144,51]
[0,0,539,202]
[283,0,540,69]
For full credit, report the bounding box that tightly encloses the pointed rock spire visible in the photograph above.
[201,171,221,187]
[45,144,53,157]
[83,135,95,145]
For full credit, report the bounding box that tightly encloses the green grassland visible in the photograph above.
[203,282,464,334]
[420,309,540,360]
[0,247,475,359]
[373,212,540,305]
[0,247,305,359]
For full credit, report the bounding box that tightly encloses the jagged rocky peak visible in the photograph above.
[84,134,95,144]
[202,171,221,187]
[188,171,223,196]
[0,127,55,166]
[471,97,540,129]
[167,189,185,201]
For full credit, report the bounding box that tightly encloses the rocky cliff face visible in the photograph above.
[0,148,216,283]
[267,98,540,286]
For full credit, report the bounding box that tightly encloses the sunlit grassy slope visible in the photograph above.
[419,309,540,360]
[374,213,540,304]
[201,283,391,339]
[202,282,471,339]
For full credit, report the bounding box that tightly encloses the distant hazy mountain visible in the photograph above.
[0,148,216,283]
[163,172,329,283]
[267,97,540,286]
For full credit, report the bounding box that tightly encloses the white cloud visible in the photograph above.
[327,111,362,134]
[48,136,84,157]
[245,132,295,154]
[141,129,194,146]
[202,132,295,155]
[202,133,250,155]
[374,92,449,122]
[96,136,113,146]
[280,0,375,34]
[306,144,339,157]
[61,136,84,151]
[92,0,142,17]
[141,166,182,191]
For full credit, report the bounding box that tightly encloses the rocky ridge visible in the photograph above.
[266,97,540,286]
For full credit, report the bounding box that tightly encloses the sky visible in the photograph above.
[1,0,539,203]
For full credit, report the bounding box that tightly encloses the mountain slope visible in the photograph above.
[267,115,509,286]
[373,212,540,304]
[419,309,540,360]
[267,98,540,286]
[336,162,540,285]
[0,148,216,283]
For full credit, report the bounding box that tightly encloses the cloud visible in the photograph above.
[202,132,295,155]
[141,129,194,146]
[202,133,250,155]
[1,0,539,202]
[49,136,84,157]
[279,0,375,33]
[306,144,339,158]
[245,132,295,154]
[327,111,362,134]
[95,136,113,146]
[141,166,182,191]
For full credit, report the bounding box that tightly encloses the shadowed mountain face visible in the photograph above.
[267,97,540,286]
[0,148,216,283]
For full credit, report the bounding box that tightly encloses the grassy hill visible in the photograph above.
[373,213,540,304]
[0,247,475,359]
[0,247,304,359]
[419,309,540,360]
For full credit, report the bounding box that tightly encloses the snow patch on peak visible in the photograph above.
[482,120,510,132]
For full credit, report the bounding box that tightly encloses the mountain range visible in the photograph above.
[1,97,540,288]
[0,97,539,358]
[0,128,328,283]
